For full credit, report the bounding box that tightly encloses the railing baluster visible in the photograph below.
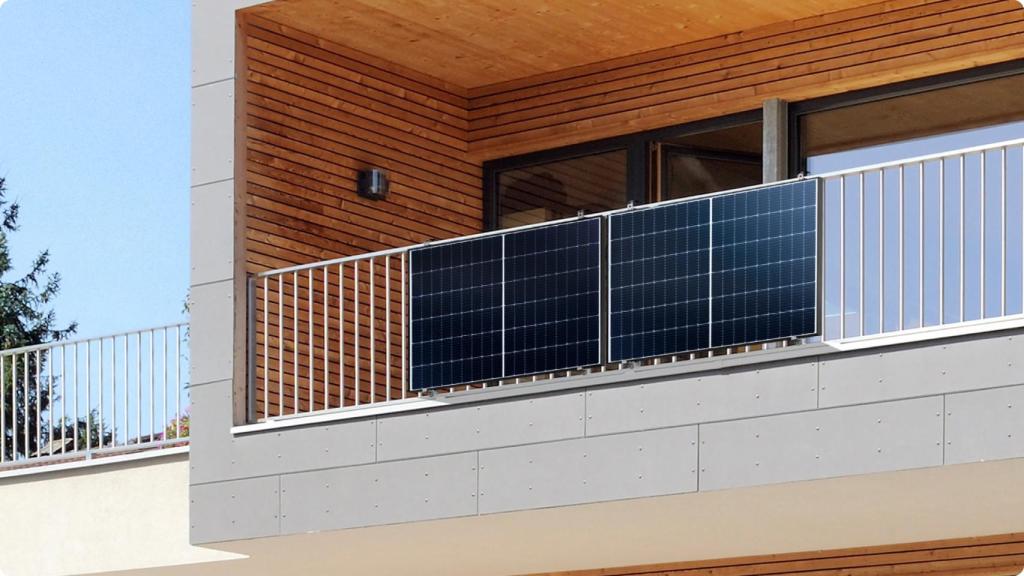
[85,343,91,452]
[401,252,407,399]
[899,164,904,331]
[370,258,376,403]
[123,335,128,446]
[879,170,884,332]
[1001,146,1007,316]
[960,154,965,323]
[263,276,268,420]
[1,356,6,462]
[175,326,181,439]
[98,341,104,448]
[72,345,78,453]
[839,175,846,338]
[859,172,864,336]
[939,159,944,325]
[293,271,299,415]
[111,338,116,446]
[136,332,142,445]
[354,260,361,406]
[308,268,314,413]
[981,151,987,317]
[323,264,329,410]
[35,350,41,456]
[918,162,924,328]
[385,255,392,402]
[339,263,345,408]
[277,275,283,418]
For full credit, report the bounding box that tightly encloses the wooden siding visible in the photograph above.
[240,14,480,414]
[528,533,1024,576]
[239,0,1024,416]
[467,0,1024,160]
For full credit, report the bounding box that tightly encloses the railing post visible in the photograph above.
[246,275,257,424]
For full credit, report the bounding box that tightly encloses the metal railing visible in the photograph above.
[251,137,1024,422]
[818,137,1024,341]
[0,323,189,467]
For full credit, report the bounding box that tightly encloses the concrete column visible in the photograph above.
[762,98,789,183]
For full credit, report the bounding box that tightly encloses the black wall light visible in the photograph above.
[357,168,389,200]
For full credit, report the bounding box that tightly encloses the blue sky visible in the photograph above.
[0,0,189,338]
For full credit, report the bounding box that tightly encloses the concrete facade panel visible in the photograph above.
[946,384,1024,464]
[189,280,235,386]
[190,475,280,543]
[819,334,1024,407]
[280,453,478,532]
[191,180,235,287]
[192,0,268,87]
[586,361,818,436]
[191,79,234,187]
[699,397,944,491]
[478,426,697,514]
[376,392,585,461]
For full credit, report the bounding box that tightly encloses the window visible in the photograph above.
[655,122,762,201]
[798,71,1024,174]
[485,113,762,229]
[496,149,627,228]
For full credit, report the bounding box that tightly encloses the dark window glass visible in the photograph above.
[800,74,1024,173]
[497,149,627,228]
[658,122,762,200]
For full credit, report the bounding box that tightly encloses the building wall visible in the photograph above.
[190,327,1024,544]
[191,0,1024,552]
[0,452,240,576]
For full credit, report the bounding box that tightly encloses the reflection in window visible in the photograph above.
[497,150,627,229]
[802,74,1024,174]
[659,122,762,201]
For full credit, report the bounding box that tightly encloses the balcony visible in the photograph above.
[0,323,190,472]
[244,137,1024,426]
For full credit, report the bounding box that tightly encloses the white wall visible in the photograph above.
[0,452,240,576]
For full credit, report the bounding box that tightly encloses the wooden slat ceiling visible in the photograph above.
[244,0,881,89]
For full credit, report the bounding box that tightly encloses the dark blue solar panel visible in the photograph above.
[410,236,503,390]
[711,180,818,347]
[505,218,602,377]
[609,200,711,362]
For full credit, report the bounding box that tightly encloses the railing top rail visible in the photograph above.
[812,136,1024,180]
[0,321,188,357]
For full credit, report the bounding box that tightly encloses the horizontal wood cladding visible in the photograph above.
[530,533,1024,576]
[241,13,481,277]
[467,0,1024,160]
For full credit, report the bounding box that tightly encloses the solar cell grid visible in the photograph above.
[410,236,503,390]
[505,218,602,377]
[609,199,710,362]
[711,180,818,347]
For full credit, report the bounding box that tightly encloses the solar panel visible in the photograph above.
[504,218,602,377]
[410,235,503,390]
[609,200,711,362]
[711,180,818,347]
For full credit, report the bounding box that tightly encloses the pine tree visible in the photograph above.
[0,176,85,461]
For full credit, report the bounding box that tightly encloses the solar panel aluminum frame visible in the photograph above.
[409,215,605,391]
[708,179,821,350]
[606,178,821,363]
[501,217,604,380]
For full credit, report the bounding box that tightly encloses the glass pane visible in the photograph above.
[663,155,761,200]
[497,149,627,228]
[802,74,1024,174]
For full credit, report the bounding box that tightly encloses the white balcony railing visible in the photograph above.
[818,137,1024,345]
[249,137,1024,423]
[0,323,189,468]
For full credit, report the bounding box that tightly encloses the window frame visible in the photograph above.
[482,110,762,230]
[787,59,1024,178]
